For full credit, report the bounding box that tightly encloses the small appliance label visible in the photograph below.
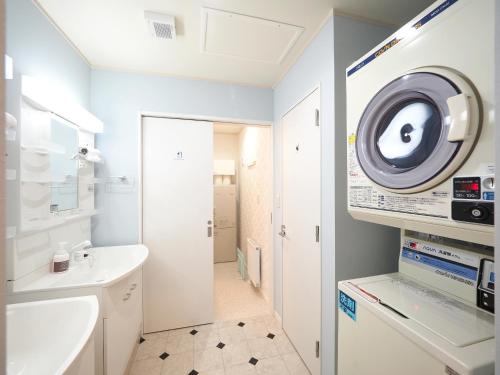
[339,291,357,321]
[347,0,458,76]
[483,192,495,201]
[401,239,480,287]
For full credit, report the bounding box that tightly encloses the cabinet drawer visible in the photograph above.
[102,269,142,319]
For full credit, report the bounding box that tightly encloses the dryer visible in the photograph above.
[346,0,495,245]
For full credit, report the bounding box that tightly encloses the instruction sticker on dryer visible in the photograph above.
[339,291,357,321]
[346,140,450,219]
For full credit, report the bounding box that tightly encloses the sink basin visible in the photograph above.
[7,296,99,375]
[11,244,149,293]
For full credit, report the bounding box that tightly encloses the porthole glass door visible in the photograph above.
[356,72,477,191]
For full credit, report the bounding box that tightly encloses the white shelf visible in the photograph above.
[21,176,78,185]
[21,141,65,155]
[6,169,16,181]
[20,208,98,234]
[6,226,16,239]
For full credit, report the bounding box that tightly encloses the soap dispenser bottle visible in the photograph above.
[52,242,70,273]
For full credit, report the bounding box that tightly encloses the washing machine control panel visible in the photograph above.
[477,259,495,313]
[452,176,494,225]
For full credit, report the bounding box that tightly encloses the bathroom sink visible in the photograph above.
[11,244,149,293]
[7,296,99,375]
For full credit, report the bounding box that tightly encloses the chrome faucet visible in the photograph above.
[71,240,95,267]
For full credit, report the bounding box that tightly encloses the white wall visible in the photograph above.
[273,15,398,374]
[238,127,273,303]
[90,69,273,246]
[214,133,239,161]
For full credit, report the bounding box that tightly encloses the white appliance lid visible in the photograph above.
[357,274,494,347]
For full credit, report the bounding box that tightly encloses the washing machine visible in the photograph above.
[337,231,495,375]
[346,0,495,246]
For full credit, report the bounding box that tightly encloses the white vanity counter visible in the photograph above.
[10,244,148,294]
[8,244,149,375]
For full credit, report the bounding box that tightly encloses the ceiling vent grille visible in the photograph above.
[145,11,176,40]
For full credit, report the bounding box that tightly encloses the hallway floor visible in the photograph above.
[130,262,310,374]
[214,262,271,321]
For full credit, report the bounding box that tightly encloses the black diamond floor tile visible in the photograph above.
[159,352,169,360]
[190,329,198,335]
[139,336,146,344]
[249,357,259,365]
[237,322,245,327]
[267,333,275,339]
[188,370,199,375]
[216,342,225,349]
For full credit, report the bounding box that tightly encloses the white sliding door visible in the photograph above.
[281,89,321,374]
[142,117,214,333]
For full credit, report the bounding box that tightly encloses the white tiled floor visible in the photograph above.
[130,315,310,375]
[130,263,310,374]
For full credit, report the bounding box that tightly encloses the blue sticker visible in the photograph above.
[339,290,357,321]
[483,192,494,201]
[401,247,477,280]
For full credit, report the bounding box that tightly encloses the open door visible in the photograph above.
[142,117,214,332]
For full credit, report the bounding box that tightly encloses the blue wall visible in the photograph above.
[90,69,273,245]
[5,0,91,235]
[6,0,90,110]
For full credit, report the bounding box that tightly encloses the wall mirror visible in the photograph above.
[49,115,79,212]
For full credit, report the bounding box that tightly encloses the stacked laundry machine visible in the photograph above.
[339,0,495,374]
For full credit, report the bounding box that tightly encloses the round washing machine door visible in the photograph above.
[356,68,481,193]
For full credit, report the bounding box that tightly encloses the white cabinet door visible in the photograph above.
[103,269,142,375]
[142,117,214,332]
[282,88,321,375]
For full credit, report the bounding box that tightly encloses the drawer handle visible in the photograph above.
[123,292,131,301]
[130,283,137,291]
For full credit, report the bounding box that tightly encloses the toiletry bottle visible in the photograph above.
[52,242,70,273]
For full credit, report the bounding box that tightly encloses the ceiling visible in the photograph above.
[35,0,434,88]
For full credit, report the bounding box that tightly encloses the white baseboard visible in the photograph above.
[273,310,282,327]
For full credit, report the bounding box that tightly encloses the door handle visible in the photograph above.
[280,224,286,237]
[447,93,470,141]
[207,220,213,238]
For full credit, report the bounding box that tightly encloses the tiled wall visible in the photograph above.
[238,127,272,303]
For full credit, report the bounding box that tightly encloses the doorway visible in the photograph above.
[141,117,275,331]
[136,115,312,375]
[212,122,273,321]
[281,88,321,375]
